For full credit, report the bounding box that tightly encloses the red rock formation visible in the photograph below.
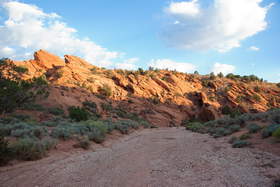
[6,50,280,126]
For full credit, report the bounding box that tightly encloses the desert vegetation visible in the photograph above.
[0,111,151,166]
[184,108,280,149]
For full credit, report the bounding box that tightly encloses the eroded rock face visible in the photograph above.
[6,50,280,126]
[34,50,65,69]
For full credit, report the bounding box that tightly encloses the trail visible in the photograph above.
[1,128,279,187]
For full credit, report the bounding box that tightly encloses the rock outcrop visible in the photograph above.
[6,50,280,126]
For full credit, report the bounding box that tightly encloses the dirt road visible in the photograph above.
[1,128,279,187]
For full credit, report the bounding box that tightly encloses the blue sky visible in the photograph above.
[0,0,279,82]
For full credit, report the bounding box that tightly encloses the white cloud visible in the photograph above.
[212,63,235,75]
[0,1,120,67]
[149,59,196,73]
[163,0,273,52]
[115,58,139,70]
[166,0,200,17]
[249,46,260,51]
[0,46,14,56]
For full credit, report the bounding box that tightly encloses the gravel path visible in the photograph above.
[0,128,279,187]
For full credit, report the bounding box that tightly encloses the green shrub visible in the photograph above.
[10,138,48,161]
[98,84,112,97]
[228,125,241,133]
[82,101,98,114]
[11,114,31,121]
[14,66,28,74]
[217,72,224,78]
[252,94,261,102]
[149,96,160,105]
[262,124,280,138]
[83,120,107,143]
[212,127,231,138]
[50,127,72,140]
[68,106,89,121]
[48,107,64,116]
[272,127,280,139]
[88,130,105,144]
[139,120,151,128]
[0,125,12,137]
[0,137,13,166]
[185,122,205,133]
[101,103,113,111]
[247,123,262,133]
[32,75,48,86]
[239,133,251,140]
[73,137,90,150]
[232,140,250,148]
[21,103,45,111]
[114,121,132,134]
[114,108,128,118]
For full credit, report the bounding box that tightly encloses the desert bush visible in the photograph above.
[114,120,135,134]
[252,94,261,102]
[10,138,48,161]
[277,83,280,88]
[228,125,241,133]
[14,66,28,74]
[83,120,107,143]
[221,106,242,118]
[0,137,13,166]
[149,96,160,105]
[48,107,64,116]
[262,124,280,138]
[139,120,151,128]
[212,127,231,138]
[11,114,31,121]
[272,127,280,139]
[73,137,90,150]
[32,75,48,86]
[269,111,280,124]
[82,101,98,114]
[209,72,216,80]
[88,130,105,143]
[217,72,224,78]
[50,127,73,140]
[232,140,250,148]
[247,123,262,133]
[239,133,251,140]
[98,84,112,97]
[101,103,113,112]
[21,103,45,111]
[68,106,89,121]
[185,122,205,133]
[103,120,116,133]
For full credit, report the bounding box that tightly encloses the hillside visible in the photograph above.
[1,50,280,126]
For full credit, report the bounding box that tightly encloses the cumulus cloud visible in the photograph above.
[166,0,200,17]
[162,0,273,52]
[114,58,139,70]
[0,1,120,67]
[249,46,260,51]
[149,59,196,73]
[212,63,235,75]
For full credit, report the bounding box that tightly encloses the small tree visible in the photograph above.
[209,72,216,80]
[217,72,224,78]
[68,106,89,121]
[194,71,199,75]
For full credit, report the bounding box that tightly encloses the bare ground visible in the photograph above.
[1,128,280,187]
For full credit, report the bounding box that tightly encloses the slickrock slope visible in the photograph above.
[8,50,280,126]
